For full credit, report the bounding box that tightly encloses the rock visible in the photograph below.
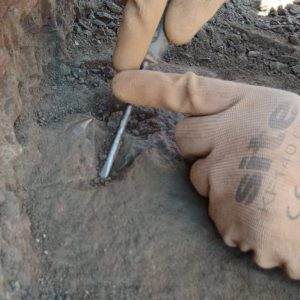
[248,51,260,58]
[107,21,117,29]
[92,19,106,27]
[288,35,299,46]
[277,5,287,15]
[228,34,241,45]
[104,1,122,14]
[292,64,300,77]
[73,24,81,34]
[9,280,21,292]
[94,11,114,23]
[288,4,300,15]
[241,33,249,41]
[279,55,299,64]
[269,61,289,72]
[100,66,115,80]
[105,28,116,37]
[77,19,92,31]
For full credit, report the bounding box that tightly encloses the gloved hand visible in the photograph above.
[113,0,225,71]
[112,70,300,280]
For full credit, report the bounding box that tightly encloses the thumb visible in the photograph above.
[113,0,168,71]
[190,158,210,198]
[165,0,225,45]
[112,70,248,115]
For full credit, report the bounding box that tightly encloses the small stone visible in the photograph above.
[292,64,300,77]
[248,51,260,58]
[268,8,278,16]
[67,76,75,82]
[269,61,289,72]
[78,20,92,31]
[288,5,300,15]
[279,55,298,64]
[107,21,117,29]
[105,28,116,37]
[42,234,47,239]
[228,34,241,45]
[101,66,115,80]
[131,129,139,136]
[92,19,106,27]
[84,30,92,37]
[73,24,81,34]
[104,1,122,14]
[241,33,249,41]
[288,35,299,46]
[71,69,80,79]
[61,64,71,76]
[74,40,79,46]
[94,12,113,23]
[91,69,101,74]
[277,5,287,15]
[10,281,20,291]
[36,238,40,243]
[44,250,49,255]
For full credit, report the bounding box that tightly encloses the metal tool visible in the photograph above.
[100,14,169,183]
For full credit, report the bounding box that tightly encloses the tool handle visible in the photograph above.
[99,10,169,182]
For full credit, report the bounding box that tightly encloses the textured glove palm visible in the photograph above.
[112,70,300,280]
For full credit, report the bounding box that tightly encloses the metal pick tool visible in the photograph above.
[99,16,169,183]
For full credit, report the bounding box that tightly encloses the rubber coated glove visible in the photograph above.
[113,0,225,71]
[112,70,300,280]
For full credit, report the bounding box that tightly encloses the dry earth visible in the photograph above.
[1,0,300,299]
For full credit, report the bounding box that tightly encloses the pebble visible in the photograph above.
[104,1,122,14]
[292,64,300,77]
[71,69,80,79]
[92,19,106,27]
[101,66,115,80]
[277,6,287,16]
[74,40,79,46]
[269,61,289,72]
[73,24,81,34]
[107,21,117,29]
[10,281,20,291]
[288,5,300,15]
[279,55,298,64]
[44,250,49,255]
[105,28,116,37]
[94,12,113,23]
[288,35,299,46]
[248,51,260,58]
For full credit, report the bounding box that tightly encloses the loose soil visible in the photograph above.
[3,0,300,299]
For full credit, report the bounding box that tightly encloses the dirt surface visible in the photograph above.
[1,0,300,299]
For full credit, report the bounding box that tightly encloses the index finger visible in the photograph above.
[112,70,246,115]
[112,0,168,71]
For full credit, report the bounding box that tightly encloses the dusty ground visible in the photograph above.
[1,0,300,299]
